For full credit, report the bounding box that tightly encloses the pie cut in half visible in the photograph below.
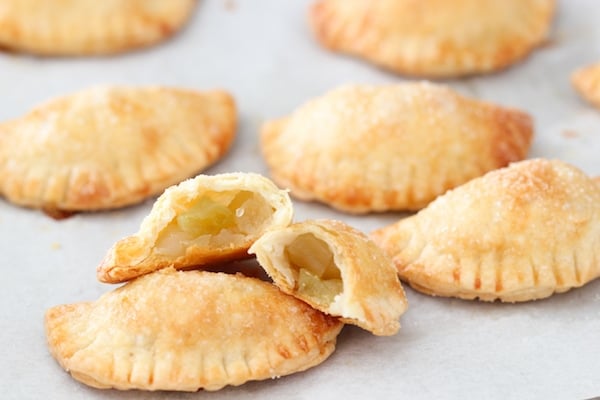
[0,86,236,216]
[572,62,600,109]
[309,0,555,77]
[45,269,343,391]
[261,82,533,213]
[370,159,600,302]
[97,172,293,283]
[0,0,196,55]
[249,219,408,336]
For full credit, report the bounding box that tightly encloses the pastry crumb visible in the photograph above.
[223,0,237,11]
[561,130,579,139]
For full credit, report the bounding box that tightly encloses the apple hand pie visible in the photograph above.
[249,219,408,336]
[45,269,343,391]
[309,0,555,78]
[261,83,532,213]
[0,0,196,55]
[97,172,293,283]
[0,86,236,216]
[572,62,600,109]
[371,159,600,303]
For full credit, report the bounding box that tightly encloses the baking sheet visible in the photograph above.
[1,1,600,399]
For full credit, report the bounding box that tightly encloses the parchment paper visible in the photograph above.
[1,1,599,399]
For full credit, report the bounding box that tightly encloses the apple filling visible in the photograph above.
[284,233,343,307]
[155,190,274,256]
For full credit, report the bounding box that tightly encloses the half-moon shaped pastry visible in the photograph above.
[98,172,293,283]
[309,0,555,77]
[261,83,533,213]
[0,86,236,215]
[45,269,343,391]
[572,62,600,109]
[249,219,408,336]
[371,159,600,302]
[0,0,196,55]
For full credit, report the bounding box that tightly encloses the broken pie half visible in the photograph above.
[261,82,533,213]
[45,269,343,391]
[371,159,600,302]
[0,85,236,216]
[97,172,293,283]
[0,0,196,55]
[309,0,556,77]
[249,219,408,336]
[572,62,600,109]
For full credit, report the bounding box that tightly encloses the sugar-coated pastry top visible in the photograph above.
[46,269,343,391]
[572,62,600,109]
[371,159,600,302]
[310,0,555,77]
[0,0,197,55]
[0,86,236,215]
[261,82,532,213]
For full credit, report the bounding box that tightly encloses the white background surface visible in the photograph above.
[1,1,600,399]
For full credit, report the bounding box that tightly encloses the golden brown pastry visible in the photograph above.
[249,219,408,336]
[572,62,600,109]
[46,268,343,391]
[371,159,600,302]
[261,83,533,213]
[0,0,196,55]
[309,0,555,77]
[0,86,236,215]
[97,172,293,283]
